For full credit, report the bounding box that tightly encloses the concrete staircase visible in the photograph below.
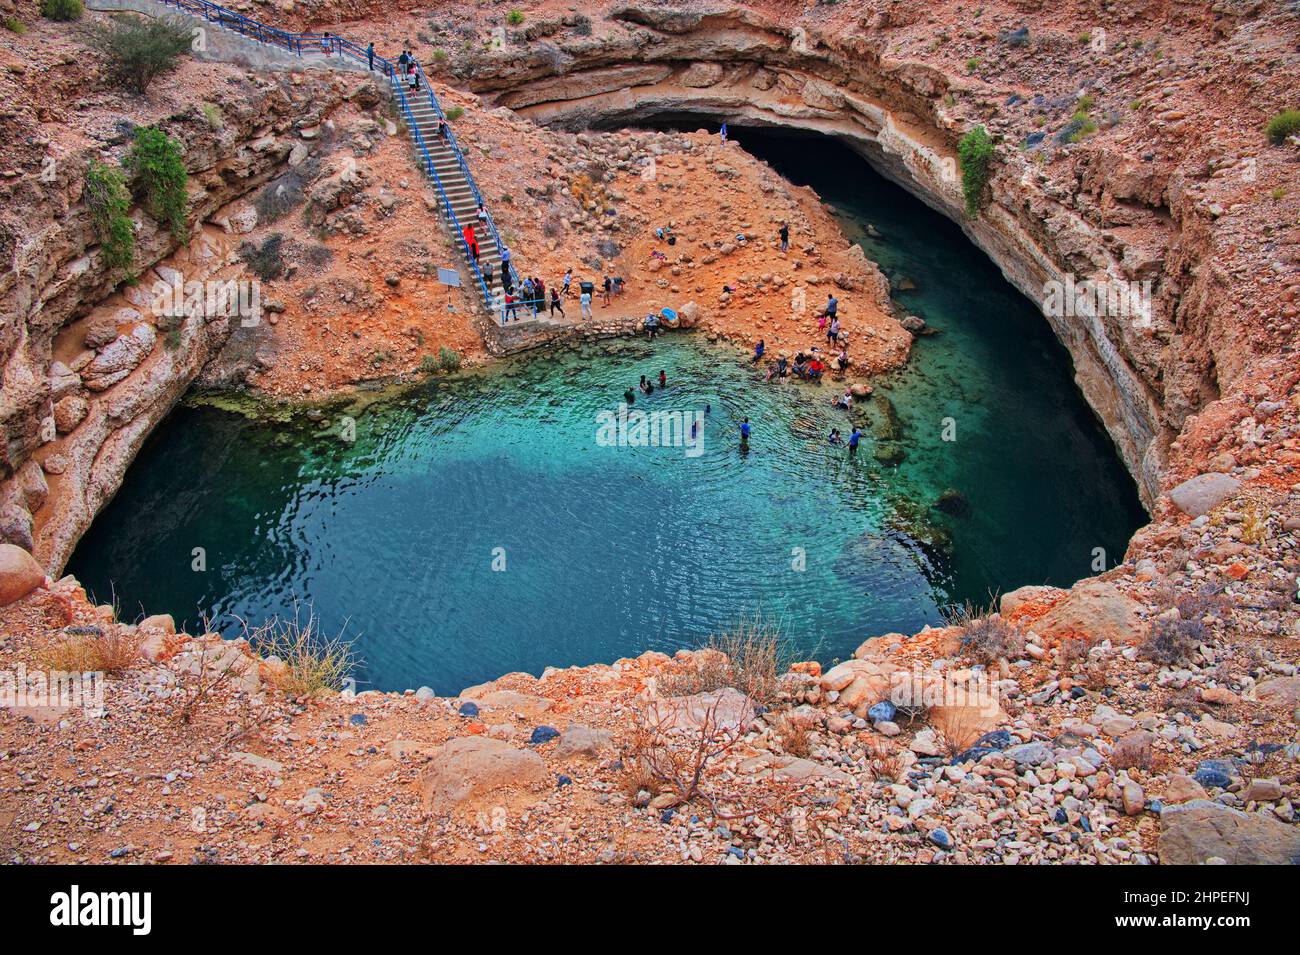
[392,78,566,329]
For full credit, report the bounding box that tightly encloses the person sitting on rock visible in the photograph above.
[750,338,765,364]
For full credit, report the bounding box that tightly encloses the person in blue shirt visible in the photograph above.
[720,121,728,142]
[740,418,751,443]
[848,427,861,458]
[751,338,765,364]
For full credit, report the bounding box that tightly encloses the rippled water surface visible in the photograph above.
[67,132,1145,693]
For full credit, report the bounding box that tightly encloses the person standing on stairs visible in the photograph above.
[367,43,374,71]
[481,262,493,291]
[462,224,479,263]
[477,202,489,227]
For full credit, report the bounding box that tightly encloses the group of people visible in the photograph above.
[751,337,852,383]
[623,370,669,404]
[490,266,627,323]
[395,49,422,90]
[827,426,863,458]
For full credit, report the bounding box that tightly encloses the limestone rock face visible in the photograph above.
[0,543,45,606]
[419,736,547,809]
[1035,580,1145,644]
[1158,801,1300,865]
[1168,472,1240,517]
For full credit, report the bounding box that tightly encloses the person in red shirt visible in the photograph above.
[462,224,479,262]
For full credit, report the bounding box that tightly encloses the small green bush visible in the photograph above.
[3,15,27,33]
[1265,109,1300,145]
[957,125,994,217]
[201,102,223,129]
[506,9,525,27]
[85,15,191,95]
[240,234,285,281]
[436,346,462,371]
[253,171,305,224]
[126,125,189,240]
[84,160,135,275]
[444,105,464,121]
[41,0,82,21]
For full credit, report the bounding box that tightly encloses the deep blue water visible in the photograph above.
[66,131,1145,694]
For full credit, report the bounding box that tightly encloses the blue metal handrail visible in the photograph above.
[389,74,494,312]
[401,60,522,299]
[151,0,523,320]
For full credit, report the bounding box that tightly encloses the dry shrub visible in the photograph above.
[930,707,985,756]
[242,606,356,695]
[172,638,241,725]
[624,694,750,816]
[1140,614,1204,666]
[659,616,787,705]
[867,749,905,782]
[618,755,661,800]
[36,625,143,675]
[1057,636,1088,670]
[946,602,1024,665]
[1239,502,1268,545]
[775,714,812,758]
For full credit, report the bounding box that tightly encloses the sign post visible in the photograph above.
[437,267,461,312]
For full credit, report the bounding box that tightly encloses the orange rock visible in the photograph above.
[790,660,822,677]
[1226,562,1249,580]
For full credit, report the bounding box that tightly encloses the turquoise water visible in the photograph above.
[66,132,1145,694]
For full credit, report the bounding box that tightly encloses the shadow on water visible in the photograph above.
[66,125,1145,694]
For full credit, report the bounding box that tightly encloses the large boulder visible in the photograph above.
[418,736,546,810]
[649,687,756,733]
[0,544,45,606]
[83,324,157,392]
[1035,580,1145,644]
[999,584,1065,616]
[1168,473,1240,517]
[680,62,725,87]
[555,724,612,760]
[1255,677,1300,704]
[1158,801,1300,864]
[53,395,90,434]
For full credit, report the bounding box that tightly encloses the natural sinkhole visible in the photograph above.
[67,130,1146,694]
